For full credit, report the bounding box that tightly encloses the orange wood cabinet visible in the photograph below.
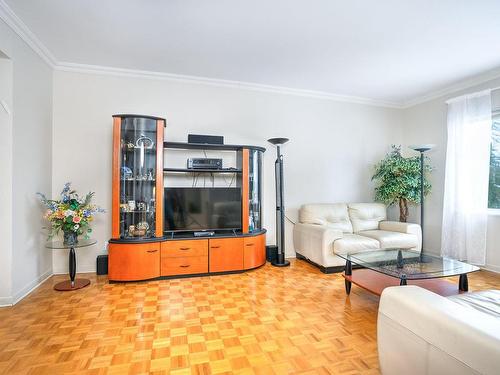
[108,242,161,281]
[209,237,244,272]
[243,233,266,269]
[161,240,208,276]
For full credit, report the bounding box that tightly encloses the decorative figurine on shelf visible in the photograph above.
[127,200,136,211]
[37,182,105,245]
[136,134,154,149]
[147,169,154,181]
[121,166,133,180]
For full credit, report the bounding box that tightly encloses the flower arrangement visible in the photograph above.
[37,183,105,244]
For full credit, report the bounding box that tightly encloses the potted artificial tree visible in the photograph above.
[372,145,432,222]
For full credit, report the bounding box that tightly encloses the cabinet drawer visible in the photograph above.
[243,234,266,269]
[108,242,160,281]
[161,256,208,276]
[209,238,243,272]
[161,240,208,258]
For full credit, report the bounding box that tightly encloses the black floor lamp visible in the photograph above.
[409,144,435,255]
[268,137,290,267]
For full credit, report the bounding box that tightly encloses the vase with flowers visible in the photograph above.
[37,183,105,245]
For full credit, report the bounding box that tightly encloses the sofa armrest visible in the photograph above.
[378,286,500,375]
[293,223,343,265]
[379,221,422,251]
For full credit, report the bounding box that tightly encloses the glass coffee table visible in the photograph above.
[338,249,480,297]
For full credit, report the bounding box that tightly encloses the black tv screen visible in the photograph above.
[164,187,242,232]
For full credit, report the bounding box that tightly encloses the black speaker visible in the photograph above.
[188,134,224,145]
[96,255,108,275]
[266,245,278,263]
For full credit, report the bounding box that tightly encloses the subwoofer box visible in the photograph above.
[96,255,108,275]
[266,245,278,263]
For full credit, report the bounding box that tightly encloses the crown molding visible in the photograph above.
[401,67,500,108]
[0,0,56,67]
[55,62,403,108]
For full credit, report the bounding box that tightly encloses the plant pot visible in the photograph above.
[63,231,78,246]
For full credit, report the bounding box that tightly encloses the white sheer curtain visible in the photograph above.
[441,89,491,265]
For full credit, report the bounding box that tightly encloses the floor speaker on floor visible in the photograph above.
[96,255,108,275]
[266,245,278,263]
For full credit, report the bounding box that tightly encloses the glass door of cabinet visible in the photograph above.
[248,149,263,232]
[119,117,158,239]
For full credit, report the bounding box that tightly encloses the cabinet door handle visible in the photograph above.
[210,246,221,249]
[245,243,255,246]
[147,249,158,253]
[179,247,190,250]
[180,264,190,268]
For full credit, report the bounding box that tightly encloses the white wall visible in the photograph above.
[52,70,403,272]
[0,18,53,305]
[0,52,13,305]
[402,77,500,272]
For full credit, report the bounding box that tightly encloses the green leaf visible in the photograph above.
[372,145,432,208]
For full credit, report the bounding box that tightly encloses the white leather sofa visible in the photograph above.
[293,203,421,272]
[378,286,500,375]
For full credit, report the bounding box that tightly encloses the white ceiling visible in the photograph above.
[4,0,500,106]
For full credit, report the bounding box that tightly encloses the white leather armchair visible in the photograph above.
[293,203,422,272]
[378,286,500,375]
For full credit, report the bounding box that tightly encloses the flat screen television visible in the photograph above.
[164,187,242,232]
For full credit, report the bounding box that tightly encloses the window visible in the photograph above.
[488,111,500,208]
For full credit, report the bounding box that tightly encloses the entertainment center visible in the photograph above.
[108,114,267,281]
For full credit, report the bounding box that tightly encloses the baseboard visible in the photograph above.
[482,264,500,274]
[52,269,95,275]
[11,269,52,305]
[53,265,96,275]
[0,296,13,308]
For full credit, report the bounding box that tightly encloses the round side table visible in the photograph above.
[46,239,97,291]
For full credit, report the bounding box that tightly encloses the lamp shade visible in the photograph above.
[268,137,289,145]
[409,144,435,153]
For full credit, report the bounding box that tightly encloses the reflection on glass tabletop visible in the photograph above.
[45,239,97,249]
[337,249,479,280]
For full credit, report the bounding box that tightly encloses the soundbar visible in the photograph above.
[188,134,224,145]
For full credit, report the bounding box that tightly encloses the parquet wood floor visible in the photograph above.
[0,260,499,375]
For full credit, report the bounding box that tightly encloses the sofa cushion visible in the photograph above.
[359,230,418,249]
[447,290,500,318]
[299,203,353,233]
[348,203,387,232]
[333,234,380,255]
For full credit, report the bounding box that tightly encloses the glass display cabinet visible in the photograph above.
[248,148,263,232]
[111,115,165,240]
